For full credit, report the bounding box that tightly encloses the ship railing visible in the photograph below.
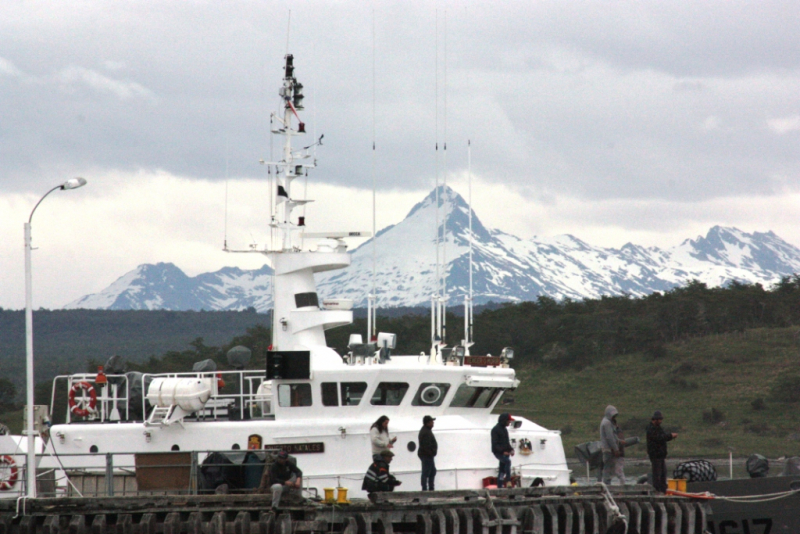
[139,370,271,422]
[51,373,132,424]
[24,448,293,498]
[53,370,272,425]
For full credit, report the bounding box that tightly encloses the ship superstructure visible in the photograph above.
[0,54,569,500]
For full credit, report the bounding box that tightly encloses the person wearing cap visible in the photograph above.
[362,450,402,494]
[418,415,438,491]
[266,450,303,508]
[599,405,622,485]
[491,413,515,488]
[646,410,677,493]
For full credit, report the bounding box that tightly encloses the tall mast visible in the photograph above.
[273,54,309,252]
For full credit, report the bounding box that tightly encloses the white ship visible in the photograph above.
[0,53,569,500]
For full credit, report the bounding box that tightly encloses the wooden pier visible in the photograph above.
[1,486,709,534]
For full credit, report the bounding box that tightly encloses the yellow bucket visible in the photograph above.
[667,479,687,492]
[336,487,348,504]
[323,487,335,503]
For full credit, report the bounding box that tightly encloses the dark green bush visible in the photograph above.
[702,407,725,424]
[769,374,800,403]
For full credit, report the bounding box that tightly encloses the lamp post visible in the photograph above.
[24,177,87,498]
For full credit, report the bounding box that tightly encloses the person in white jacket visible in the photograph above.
[370,415,397,455]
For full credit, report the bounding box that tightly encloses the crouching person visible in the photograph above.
[362,450,402,495]
[263,451,303,508]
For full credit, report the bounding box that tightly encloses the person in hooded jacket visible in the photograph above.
[490,413,515,488]
[599,405,622,485]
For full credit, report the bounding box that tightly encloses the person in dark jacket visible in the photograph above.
[362,450,402,494]
[418,415,438,491]
[266,451,303,508]
[646,410,677,493]
[490,413,515,487]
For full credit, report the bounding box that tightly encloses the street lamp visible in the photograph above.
[24,177,87,497]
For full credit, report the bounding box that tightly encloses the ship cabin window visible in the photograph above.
[321,383,338,406]
[449,384,502,408]
[370,382,409,406]
[411,383,451,406]
[341,382,367,406]
[295,292,319,308]
[277,383,313,407]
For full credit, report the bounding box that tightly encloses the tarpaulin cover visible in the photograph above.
[673,459,717,482]
[574,441,603,468]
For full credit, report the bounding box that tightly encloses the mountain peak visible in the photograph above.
[64,190,800,311]
[406,185,468,219]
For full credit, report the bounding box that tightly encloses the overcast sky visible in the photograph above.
[3,1,800,310]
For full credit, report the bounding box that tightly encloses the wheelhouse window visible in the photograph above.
[277,383,312,407]
[411,383,451,406]
[295,292,319,308]
[449,384,502,408]
[341,382,368,406]
[321,382,338,406]
[370,382,409,406]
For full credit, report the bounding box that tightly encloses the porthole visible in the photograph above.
[420,385,442,404]
[232,443,241,450]
[171,444,180,451]
[407,441,417,452]
[89,445,98,453]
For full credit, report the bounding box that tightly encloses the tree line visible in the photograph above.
[5,276,800,410]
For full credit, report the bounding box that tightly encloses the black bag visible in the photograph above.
[746,454,769,478]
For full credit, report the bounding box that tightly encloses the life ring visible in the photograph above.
[69,381,97,417]
[0,455,18,490]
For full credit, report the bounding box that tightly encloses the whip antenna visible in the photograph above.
[368,8,378,343]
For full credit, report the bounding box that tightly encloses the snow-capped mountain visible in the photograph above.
[66,263,274,311]
[65,186,800,312]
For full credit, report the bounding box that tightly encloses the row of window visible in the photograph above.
[276,381,503,409]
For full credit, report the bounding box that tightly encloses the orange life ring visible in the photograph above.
[0,455,18,490]
[69,381,97,417]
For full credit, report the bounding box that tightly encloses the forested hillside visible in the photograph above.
[3,278,800,457]
[0,308,268,397]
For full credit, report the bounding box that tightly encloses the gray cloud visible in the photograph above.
[2,0,800,208]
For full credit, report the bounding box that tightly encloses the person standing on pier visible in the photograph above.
[418,415,438,491]
[370,415,397,455]
[599,405,622,485]
[646,410,677,493]
[491,413,515,488]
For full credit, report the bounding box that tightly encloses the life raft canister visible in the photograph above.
[68,381,97,417]
[0,455,18,490]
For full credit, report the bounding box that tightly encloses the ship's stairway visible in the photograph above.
[0,485,709,534]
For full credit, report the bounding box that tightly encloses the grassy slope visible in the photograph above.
[510,327,800,459]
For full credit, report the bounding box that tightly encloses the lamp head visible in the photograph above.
[61,177,87,190]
